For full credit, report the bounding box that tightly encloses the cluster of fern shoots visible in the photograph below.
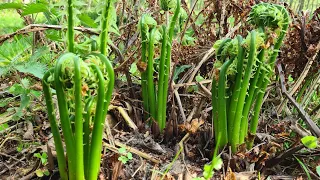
[42,0,115,179]
[139,0,180,132]
[212,3,290,153]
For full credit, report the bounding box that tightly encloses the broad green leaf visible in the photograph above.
[0,59,11,66]
[227,16,235,28]
[29,47,49,62]
[31,90,42,98]
[16,61,47,79]
[180,7,188,19]
[316,166,320,176]
[21,3,48,16]
[9,84,25,95]
[301,136,318,149]
[45,31,63,42]
[127,152,133,160]
[20,94,31,109]
[0,3,23,10]
[212,157,223,170]
[0,123,9,132]
[78,13,98,28]
[129,62,138,74]
[43,169,50,176]
[41,153,48,164]
[21,78,30,89]
[196,74,205,82]
[144,15,157,27]
[34,153,41,158]
[14,108,24,119]
[203,164,214,179]
[35,169,44,177]
[173,65,191,82]
[118,147,126,154]
[118,156,128,164]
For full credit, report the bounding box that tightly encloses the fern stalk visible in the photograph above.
[147,28,157,120]
[218,58,235,147]
[88,53,115,180]
[157,26,168,129]
[247,4,289,149]
[67,0,74,52]
[42,69,68,180]
[83,96,94,178]
[227,35,244,139]
[100,0,112,55]
[73,56,85,180]
[231,30,257,153]
[160,0,180,130]
[55,53,77,180]
[87,64,105,180]
[239,49,264,144]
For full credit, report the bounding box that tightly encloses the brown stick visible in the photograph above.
[0,24,99,45]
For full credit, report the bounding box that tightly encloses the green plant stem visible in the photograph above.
[86,53,114,180]
[89,53,115,121]
[239,49,265,143]
[160,0,180,130]
[147,28,156,120]
[55,53,77,180]
[73,56,84,180]
[247,70,267,149]
[84,96,94,179]
[67,0,74,52]
[42,68,68,180]
[88,64,105,180]
[218,58,235,148]
[231,30,257,153]
[157,26,167,129]
[212,38,230,145]
[100,0,112,55]
[228,35,244,139]
[247,5,289,149]
[140,15,149,120]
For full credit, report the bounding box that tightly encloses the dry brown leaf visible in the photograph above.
[137,60,147,72]
[23,121,34,140]
[225,167,236,180]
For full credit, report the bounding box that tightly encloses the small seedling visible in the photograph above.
[34,152,48,165]
[118,147,133,164]
[35,168,50,178]
[301,136,318,149]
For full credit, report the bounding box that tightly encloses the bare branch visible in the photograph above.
[0,24,99,45]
